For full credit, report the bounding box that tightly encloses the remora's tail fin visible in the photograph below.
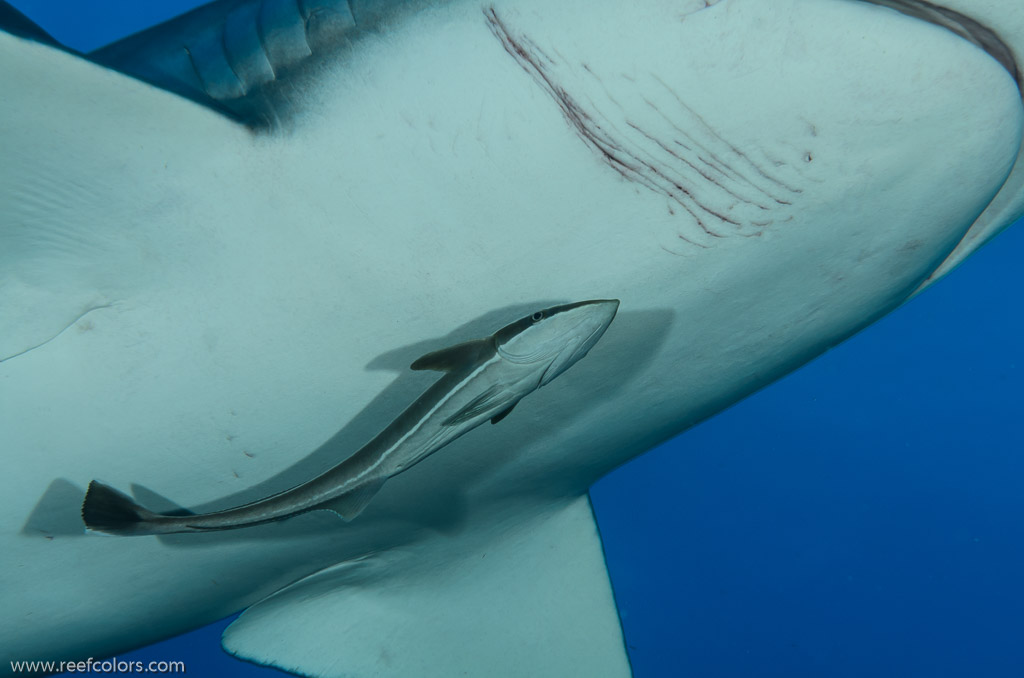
[81,480,164,535]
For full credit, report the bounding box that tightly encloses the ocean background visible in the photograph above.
[13,1,1022,675]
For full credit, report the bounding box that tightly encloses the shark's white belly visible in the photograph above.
[1,0,1021,668]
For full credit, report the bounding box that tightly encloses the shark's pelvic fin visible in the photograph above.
[222,496,633,677]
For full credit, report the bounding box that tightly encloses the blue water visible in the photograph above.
[592,221,1024,677]
[16,1,1022,675]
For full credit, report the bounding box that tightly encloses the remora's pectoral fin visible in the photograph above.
[322,478,387,522]
[490,401,517,424]
[222,497,632,678]
[442,385,518,427]
[410,339,492,372]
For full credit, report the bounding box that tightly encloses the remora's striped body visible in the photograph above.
[82,300,619,535]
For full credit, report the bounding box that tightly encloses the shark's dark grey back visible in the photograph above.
[0,1,58,45]
[6,0,1019,126]
[86,0,433,126]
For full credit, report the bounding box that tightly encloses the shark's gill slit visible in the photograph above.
[863,0,1020,87]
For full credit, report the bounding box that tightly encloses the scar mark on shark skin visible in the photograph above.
[576,70,787,213]
[626,120,763,216]
[485,7,807,248]
[647,78,803,199]
[572,83,736,234]
[0,304,114,364]
[485,8,729,239]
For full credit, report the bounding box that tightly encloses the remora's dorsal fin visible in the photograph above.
[222,497,632,677]
[410,339,492,372]
[0,1,60,47]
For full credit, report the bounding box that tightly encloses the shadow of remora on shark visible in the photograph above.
[1,0,1022,676]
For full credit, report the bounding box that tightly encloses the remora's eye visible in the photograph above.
[532,311,544,322]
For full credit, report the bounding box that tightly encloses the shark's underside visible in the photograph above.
[1,0,1022,676]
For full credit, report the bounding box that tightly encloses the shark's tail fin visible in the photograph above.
[81,480,166,536]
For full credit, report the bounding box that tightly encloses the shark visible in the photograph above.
[1,1,1022,677]
[83,300,620,534]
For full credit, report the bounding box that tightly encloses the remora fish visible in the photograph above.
[81,299,619,535]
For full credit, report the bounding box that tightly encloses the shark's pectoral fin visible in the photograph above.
[322,478,387,522]
[1,22,246,364]
[222,496,632,678]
